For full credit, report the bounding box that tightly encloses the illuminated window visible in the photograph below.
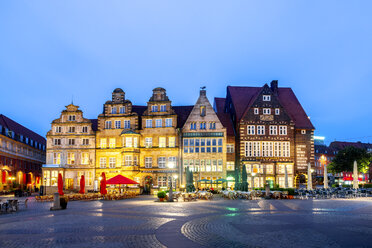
[226,162,234,171]
[125,137,132,147]
[100,138,107,148]
[81,153,89,164]
[145,137,152,148]
[169,137,176,147]
[159,137,166,148]
[109,138,116,148]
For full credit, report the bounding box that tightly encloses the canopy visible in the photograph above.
[198,179,212,183]
[106,175,139,185]
[214,178,227,183]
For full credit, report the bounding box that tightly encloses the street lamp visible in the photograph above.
[168,162,175,202]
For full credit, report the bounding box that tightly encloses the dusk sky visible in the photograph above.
[1,1,371,144]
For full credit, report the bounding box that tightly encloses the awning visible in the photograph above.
[106,175,139,185]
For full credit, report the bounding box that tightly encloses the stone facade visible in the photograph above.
[181,89,226,189]
[43,104,96,194]
[95,89,141,189]
[139,88,180,192]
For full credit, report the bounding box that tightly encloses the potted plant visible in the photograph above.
[157,191,166,202]
[60,196,69,209]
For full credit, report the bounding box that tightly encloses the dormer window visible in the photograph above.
[160,105,166,112]
[263,95,271,101]
[152,105,158,112]
[275,108,280,115]
[263,108,271,115]
[111,107,117,114]
[254,108,259,115]
[68,115,76,121]
[200,106,206,117]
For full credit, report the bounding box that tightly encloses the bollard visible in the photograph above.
[50,192,62,211]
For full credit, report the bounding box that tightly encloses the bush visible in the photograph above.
[157,191,166,198]
[362,184,372,188]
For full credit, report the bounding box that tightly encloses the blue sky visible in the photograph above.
[1,1,371,144]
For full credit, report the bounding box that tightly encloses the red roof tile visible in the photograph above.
[214,98,235,136]
[227,86,314,129]
[173,106,194,128]
[0,114,46,145]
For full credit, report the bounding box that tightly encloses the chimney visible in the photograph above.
[200,86,206,97]
[270,80,278,92]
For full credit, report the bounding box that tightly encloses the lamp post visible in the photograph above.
[168,162,175,202]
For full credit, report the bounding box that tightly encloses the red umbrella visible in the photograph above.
[58,173,64,196]
[79,175,85,194]
[100,172,107,195]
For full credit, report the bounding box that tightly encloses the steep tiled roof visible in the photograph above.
[0,114,46,145]
[89,119,98,131]
[214,98,235,136]
[227,86,314,129]
[329,141,372,151]
[173,106,194,128]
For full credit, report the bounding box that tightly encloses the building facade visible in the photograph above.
[181,89,227,189]
[0,114,46,191]
[43,104,96,194]
[139,88,180,191]
[220,81,315,188]
[95,89,142,189]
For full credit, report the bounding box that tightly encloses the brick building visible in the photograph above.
[0,114,46,191]
[216,81,315,188]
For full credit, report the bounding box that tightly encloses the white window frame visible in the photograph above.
[247,125,255,135]
[263,108,271,115]
[257,125,265,135]
[146,119,152,128]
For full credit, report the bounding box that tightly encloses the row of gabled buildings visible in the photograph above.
[43,80,315,194]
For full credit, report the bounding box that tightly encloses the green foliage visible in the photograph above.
[362,183,372,188]
[157,191,166,198]
[329,146,372,173]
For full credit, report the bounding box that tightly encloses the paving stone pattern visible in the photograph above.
[0,196,372,248]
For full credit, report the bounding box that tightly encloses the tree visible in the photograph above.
[241,164,248,191]
[329,146,372,173]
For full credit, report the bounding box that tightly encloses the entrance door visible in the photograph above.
[65,179,74,190]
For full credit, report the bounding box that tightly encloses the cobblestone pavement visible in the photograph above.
[1,196,372,248]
